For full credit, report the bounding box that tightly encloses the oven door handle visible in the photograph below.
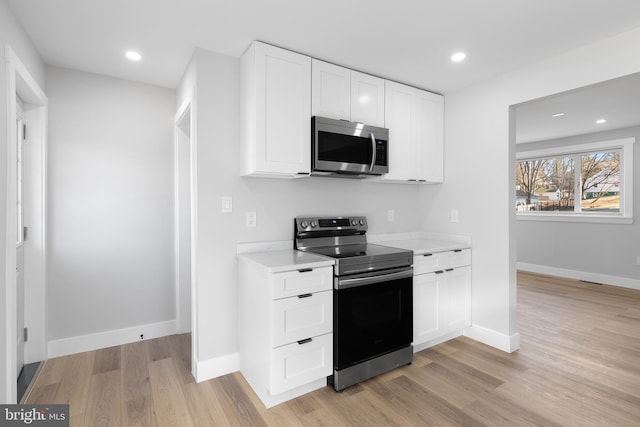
[336,268,413,290]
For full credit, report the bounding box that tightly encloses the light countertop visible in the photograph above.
[238,250,334,273]
[378,239,471,256]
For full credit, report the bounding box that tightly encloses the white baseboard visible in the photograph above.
[464,324,520,353]
[517,262,640,291]
[194,352,239,383]
[48,320,177,358]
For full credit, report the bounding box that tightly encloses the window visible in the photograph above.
[516,138,634,223]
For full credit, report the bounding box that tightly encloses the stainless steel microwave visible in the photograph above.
[311,116,389,178]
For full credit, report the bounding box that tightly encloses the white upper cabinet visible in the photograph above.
[311,60,351,121]
[350,71,385,127]
[382,81,444,183]
[311,60,385,127]
[416,91,444,183]
[241,42,311,177]
[384,81,417,181]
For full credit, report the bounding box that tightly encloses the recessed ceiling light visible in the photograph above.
[125,51,142,61]
[551,112,565,118]
[596,118,607,124]
[451,52,466,62]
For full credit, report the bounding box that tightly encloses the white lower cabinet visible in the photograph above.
[270,333,332,395]
[413,249,471,350]
[239,255,333,408]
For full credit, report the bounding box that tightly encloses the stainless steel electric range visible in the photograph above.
[294,216,414,391]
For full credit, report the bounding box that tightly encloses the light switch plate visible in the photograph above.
[221,196,233,213]
[450,209,459,223]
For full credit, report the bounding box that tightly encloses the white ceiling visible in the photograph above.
[515,72,640,144]
[7,0,640,94]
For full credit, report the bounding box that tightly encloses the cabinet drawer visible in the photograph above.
[414,249,471,275]
[270,332,332,394]
[271,290,332,347]
[271,266,333,299]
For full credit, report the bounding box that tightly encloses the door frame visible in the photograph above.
[174,96,193,334]
[4,45,48,403]
[174,90,197,377]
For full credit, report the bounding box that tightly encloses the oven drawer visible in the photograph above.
[414,249,471,275]
[270,332,332,395]
[271,266,333,299]
[271,290,333,347]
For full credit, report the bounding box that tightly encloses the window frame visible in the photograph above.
[516,138,634,224]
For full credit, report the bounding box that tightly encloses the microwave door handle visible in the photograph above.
[369,133,377,172]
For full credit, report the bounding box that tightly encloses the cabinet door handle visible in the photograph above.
[297,293,312,299]
[423,253,433,257]
[453,249,463,253]
[435,270,444,274]
[297,338,313,345]
[298,268,313,273]
[445,268,454,272]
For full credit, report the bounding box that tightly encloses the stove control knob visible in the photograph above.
[310,221,318,228]
[301,221,309,228]
[359,219,365,226]
[351,219,357,226]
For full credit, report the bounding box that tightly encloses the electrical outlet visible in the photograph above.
[246,211,257,228]
[637,255,640,266]
[387,209,395,222]
[450,209,459,223]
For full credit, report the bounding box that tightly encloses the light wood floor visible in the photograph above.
[24,271,640,426]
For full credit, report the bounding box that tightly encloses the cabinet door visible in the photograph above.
[413,272,441,345]
[255,42,311,175]
[271,290,333,348]
[311,59,351,121]
[384,81,416,181]
[351,71,385,127]
[416,90,444,182]
[270,332,332,394]
[443,266,471,331]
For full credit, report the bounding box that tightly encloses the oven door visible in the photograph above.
[334,267,413,371]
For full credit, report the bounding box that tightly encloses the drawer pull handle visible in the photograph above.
[435,270,445,274]
[445,268,454,272]
[423,253,433,257]
[297,338,313,345]
[453,249,463,253]
[298,268,313,273]
[298,293,312,299]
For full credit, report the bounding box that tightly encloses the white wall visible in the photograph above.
[1,0,46,404]
[516,125,640,288]
[178,48,423,377]
[46,67,177,351]
[420,27,640,351]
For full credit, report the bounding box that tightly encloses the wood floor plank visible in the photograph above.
[208,373,267,427]
[83,370,122,427]
[122,396,155,427]
[145,336,172,362]
[92,346,121,374]
[121,340,151,402]
[148,357,194,427]
[60,350,95,419]
[180,381,229,427]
